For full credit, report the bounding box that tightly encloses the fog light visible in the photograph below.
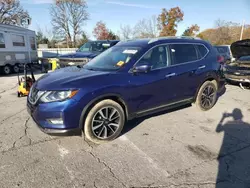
[48,118,64,124]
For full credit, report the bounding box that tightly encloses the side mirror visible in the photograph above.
[132,62,151,73]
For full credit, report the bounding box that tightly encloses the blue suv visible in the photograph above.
[27,37,225,144]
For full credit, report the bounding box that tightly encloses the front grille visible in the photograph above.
[58,58,90,66]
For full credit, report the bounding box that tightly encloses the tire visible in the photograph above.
[2,65,11,75]
[195,81,218,111]
[12,64,20,73]
[84,99,125,144]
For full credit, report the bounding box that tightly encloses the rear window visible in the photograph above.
[196,44,208,58]
[170,44,198,65]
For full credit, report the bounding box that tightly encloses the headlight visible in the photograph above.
[40,90,78,103]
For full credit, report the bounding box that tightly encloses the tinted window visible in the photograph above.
[215,46,229,54]
[196,44,208,58]
[12,35,25,47]
[170,44,198,65]
[137,45,168,70]
[0,33,5,48]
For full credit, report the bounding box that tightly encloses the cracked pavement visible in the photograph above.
[0,74,250,188]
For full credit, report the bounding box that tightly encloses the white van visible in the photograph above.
[0,24,37,75]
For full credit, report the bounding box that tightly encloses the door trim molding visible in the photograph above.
[136,97,193,115]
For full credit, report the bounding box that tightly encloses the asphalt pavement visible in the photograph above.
[0,74,250,188]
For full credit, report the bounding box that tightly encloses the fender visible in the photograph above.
[78,93,129,129]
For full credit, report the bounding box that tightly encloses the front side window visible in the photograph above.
[30,37,36,50]
[170,44,198,65]
[12,35,25,47]
[0,33,5,48]
[84,46,141,71]
[137,45,169,70]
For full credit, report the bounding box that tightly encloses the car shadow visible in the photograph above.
[121,103,191,136]
[121,85,227,137]
[215,108,250,188]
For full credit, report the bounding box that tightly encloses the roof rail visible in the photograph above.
[148,36,201,44]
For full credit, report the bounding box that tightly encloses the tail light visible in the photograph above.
[217,55,225,64]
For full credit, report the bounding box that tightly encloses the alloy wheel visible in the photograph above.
[91,107,121,139]
[200,85,216,109]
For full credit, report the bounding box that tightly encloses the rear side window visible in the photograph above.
[170,44,198,65]
[196,44,208,58]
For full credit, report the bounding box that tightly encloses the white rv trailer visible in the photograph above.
[0,23,37,75]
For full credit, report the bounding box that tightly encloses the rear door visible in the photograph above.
[168,43,209,101]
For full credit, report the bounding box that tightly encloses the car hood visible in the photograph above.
[35,67,109,90]
[58,51,100,59]
[231,39,250,59]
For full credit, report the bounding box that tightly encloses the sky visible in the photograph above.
[21,0,250,40]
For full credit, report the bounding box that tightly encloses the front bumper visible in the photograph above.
[27,99,82,136]
[224,73,250,83]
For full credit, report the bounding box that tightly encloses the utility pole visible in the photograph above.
[240,20,245,40]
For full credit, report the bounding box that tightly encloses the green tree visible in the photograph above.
[108,31,119,40]
[36,31,49,45]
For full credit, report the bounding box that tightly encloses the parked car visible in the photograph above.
[223,39,250,86]
[214,45,233,63]
[56,40,119,67]
[27,37,225,144]
[0,24,38,75]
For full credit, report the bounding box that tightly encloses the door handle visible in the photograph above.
[198,65,206,69]
[165,73,176,78]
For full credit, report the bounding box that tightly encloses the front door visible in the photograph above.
[128,45,177,112]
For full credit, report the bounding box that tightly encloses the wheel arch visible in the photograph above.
[194,75,218,101]
[79,93,129,129]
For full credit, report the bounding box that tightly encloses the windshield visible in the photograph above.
[238,55,250,62]
[84,46,141,71]
[78,41,111,53]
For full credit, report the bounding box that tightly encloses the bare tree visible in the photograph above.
[133,15,158,38]
[118,24,134,40]
[50,0,89,47]
[0,0,31,28]
[214,19,240,45]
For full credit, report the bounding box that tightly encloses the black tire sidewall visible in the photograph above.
[84,99,125,144]
[3,65,11,75]
[196,81,218,111]
[13,64,20,73]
